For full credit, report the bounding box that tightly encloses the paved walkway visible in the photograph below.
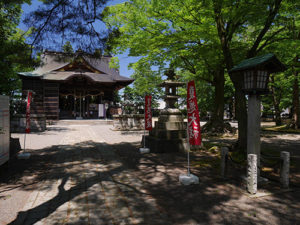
[0,122,299,224]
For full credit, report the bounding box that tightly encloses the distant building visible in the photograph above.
[18,50,133,120]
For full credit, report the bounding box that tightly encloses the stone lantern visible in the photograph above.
[143,69,187,153]
[159,69,184,109]
[229,53,286,194]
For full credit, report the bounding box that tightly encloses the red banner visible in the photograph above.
[145,95,152,130]
[187,81,201,145]
[25,91,32,133]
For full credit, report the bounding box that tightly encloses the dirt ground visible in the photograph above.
[0,122,299,225]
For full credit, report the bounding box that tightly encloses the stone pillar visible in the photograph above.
[221,147,229,178]
[247,154,257,194]
[247,94,261,177]
[280,151,290,189]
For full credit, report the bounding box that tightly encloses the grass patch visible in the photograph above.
[202,141,227,150]
[263,125,300,134]
[261,167,274,172]
[228,150,247,167]
[192,157,220,169]
[261,148,280,157]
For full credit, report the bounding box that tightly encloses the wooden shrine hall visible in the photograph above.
[18,51,133,120]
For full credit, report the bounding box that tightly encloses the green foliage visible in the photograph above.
[0,0,33,96]
[123,59,163,108]
[103,0,222,78]
[262,73,292,117]
[177,70,214,118]
[260,5,300,118]
[93,49,102,58]
[112,90,121,103]
[109,56,120,69]
[103,0,300,126]
[103,0,226,117]
[62,41,74,54]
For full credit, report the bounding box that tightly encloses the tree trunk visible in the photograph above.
[232,76,248,151]
[202,68,234,133]
[292,56,300,129]
[213,8,247,149]
[270,75,282,126]
[212,69,225,123]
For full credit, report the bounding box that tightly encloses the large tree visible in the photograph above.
[251,2,300,128]
[0,0,32,96]
[212,0,298,149]
[103,0,299,149]
[103,0,228,130]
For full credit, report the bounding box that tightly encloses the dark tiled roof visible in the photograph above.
[229,53,286,73]
[42,71,115,83]
[18,51,134,85]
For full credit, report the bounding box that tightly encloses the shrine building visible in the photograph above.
[18,50,133,120]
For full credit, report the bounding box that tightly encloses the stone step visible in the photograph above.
[55,119,113,125]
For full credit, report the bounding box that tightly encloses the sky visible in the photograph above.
[19,0,139,79]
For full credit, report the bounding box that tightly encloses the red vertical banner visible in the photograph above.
[187,81,201,145]
[25,91,32,134]
[145,95,152,130]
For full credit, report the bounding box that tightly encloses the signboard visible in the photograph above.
[0,95,10,166]
[145,95,152,130]
[98,104,104,117]
[187,81,201,145]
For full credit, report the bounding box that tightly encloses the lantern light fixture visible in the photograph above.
[229,53,286,95]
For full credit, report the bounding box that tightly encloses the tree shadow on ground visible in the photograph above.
[0,140,299,224]
[114,145,300,224]
[14,126,71,135]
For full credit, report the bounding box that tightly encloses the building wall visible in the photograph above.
[22,79,60,120]
[22,78,44,115]
[43,81,59,120]
[22,78,118,120]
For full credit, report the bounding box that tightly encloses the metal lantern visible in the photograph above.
[229,53,286,95]
[243,69,269,93]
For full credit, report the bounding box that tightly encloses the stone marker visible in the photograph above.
[280,151,290,189]
[221,147,229,178]
[247,154,257,194]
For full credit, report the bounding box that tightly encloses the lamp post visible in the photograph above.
[244,69,269,176]
[229,53,286,194]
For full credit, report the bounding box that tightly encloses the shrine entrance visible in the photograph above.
[58,75,111,119]
[19,51,133,120]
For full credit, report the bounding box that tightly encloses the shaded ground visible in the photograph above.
[0,122,299,225]
[206,129,300,185]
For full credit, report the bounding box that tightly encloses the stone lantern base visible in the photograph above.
[143,108,188,153]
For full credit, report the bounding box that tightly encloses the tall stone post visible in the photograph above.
[221,147,229,178]
[280,151,290,189]
[247,154,257,194]
[247,94,261,177]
